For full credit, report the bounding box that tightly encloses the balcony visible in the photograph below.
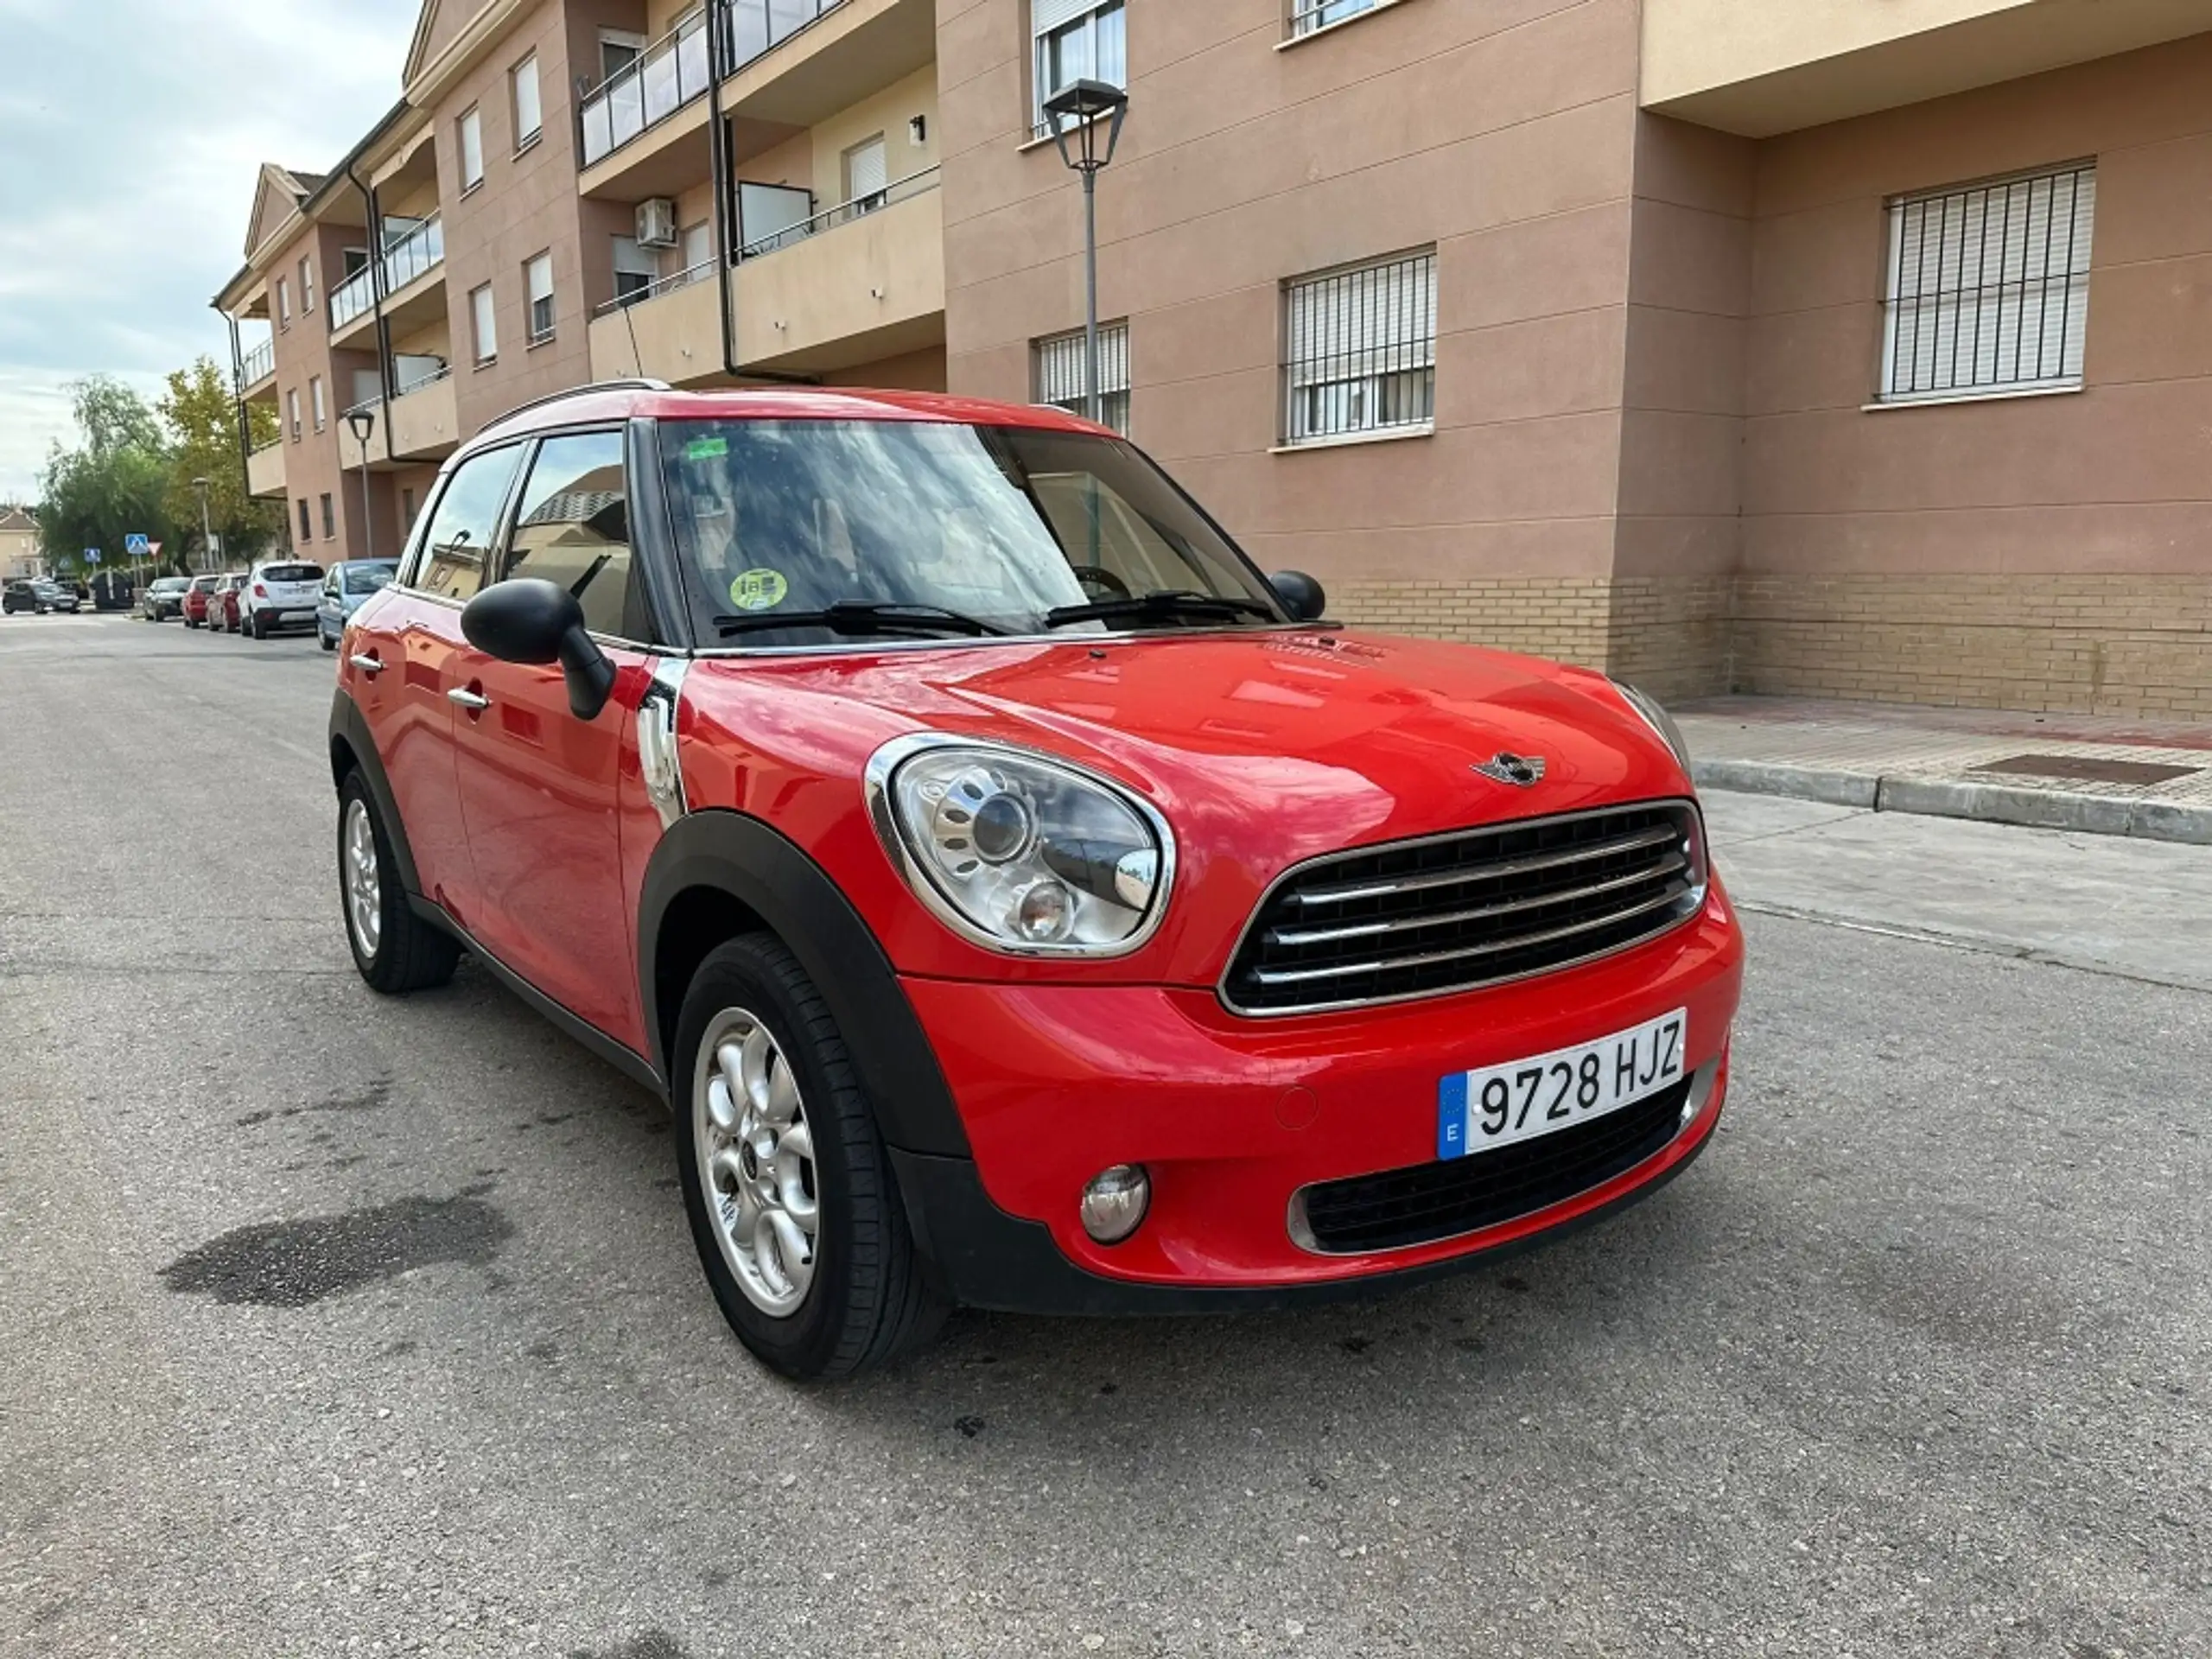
[734,167,943,372]
[723,0,930,146]
[1641,0,2212,136]
[330,216,446,348]
[246,438,285,500]
[337,367,461,469]
[588,261,725,384]
[579,8,716,172]
[238,338,276,398]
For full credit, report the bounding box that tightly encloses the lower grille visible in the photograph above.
[1222,802,1707,1016]
[1293,1075,1696,1255]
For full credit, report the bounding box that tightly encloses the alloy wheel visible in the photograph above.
[343,797,381,959]
[694,1008,818,1318]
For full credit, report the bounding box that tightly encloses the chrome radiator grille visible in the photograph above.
[1222,802,1706,1015]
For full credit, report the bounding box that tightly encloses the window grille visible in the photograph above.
[1035,321,1131,435]
[1283,250,1436,445]
[1881,162,2094,402]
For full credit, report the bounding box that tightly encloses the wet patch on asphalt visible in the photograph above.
[234,1077,395,1128]
[569,1633,690,1659]
[158,1186,511,1307]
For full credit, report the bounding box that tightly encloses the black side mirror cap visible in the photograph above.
[461,577,618,721]
[1268,569,1327,623]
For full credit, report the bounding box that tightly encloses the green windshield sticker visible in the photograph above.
[684,435,729,461]
[728,569,790,612]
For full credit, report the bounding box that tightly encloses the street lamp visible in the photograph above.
[192,476,212,575]
[1043,79,1129,427]
[345,408,378,561]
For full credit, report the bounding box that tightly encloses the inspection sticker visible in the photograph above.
[728,569,790,612]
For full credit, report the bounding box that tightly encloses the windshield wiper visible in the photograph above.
[714,599,1012,639]
[1043,589,1279,630]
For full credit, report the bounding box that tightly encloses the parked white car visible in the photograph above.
[240,560,327,639]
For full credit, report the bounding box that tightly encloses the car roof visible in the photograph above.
[471,383,1114,448]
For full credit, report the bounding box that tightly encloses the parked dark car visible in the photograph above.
[142,576,193,620]
[32,579,80,613]
[3,579,42,614]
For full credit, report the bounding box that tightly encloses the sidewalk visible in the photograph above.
[1674,696,2212,846]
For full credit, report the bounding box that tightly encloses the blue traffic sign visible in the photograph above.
[84,547,102,564]
[124,533,149,556]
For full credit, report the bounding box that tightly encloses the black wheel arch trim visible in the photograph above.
[328,688,423,898]
[638,809,972,1160]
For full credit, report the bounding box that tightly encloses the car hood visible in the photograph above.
[681,629,1692,977]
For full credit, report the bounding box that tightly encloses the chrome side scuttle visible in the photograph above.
[638,657,690,830]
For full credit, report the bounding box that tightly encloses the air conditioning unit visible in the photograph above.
[636,198,678,249]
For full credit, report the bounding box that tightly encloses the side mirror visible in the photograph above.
[1268,569,1327,623]
[461,578,617,721]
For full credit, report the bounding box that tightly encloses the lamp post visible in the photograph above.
[345,409,377,561]
[192,476,212,575]
[1043,79,1129,426]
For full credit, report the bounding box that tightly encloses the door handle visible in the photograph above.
[348,652,383,677]
[448,686,492,711]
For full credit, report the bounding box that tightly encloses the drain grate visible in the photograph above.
[1972,753,2202,787]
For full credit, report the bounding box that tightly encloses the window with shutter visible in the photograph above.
[460,107,485,189]
[1033,321,1132,435]
[525,252,556,343]
[1281,250,1437,445]
[1880,162,2095,403]
[1033,0,1125,137]
[471,283,498,363]
[512,54,542,147]
[844,134,887,211]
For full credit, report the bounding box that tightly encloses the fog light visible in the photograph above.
[1079,1164,1149,1244]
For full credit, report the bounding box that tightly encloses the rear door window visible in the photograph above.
[344,563,397,594]
[414,445,524,602]
[502,430,652,640]
[262,563,324,583]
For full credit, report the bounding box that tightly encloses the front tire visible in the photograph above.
[338,772,459,994]
[674,935,944,1381]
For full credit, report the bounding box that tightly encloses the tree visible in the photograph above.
[36,378,174,578]
[157,358,282,568]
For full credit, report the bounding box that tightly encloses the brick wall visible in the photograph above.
[1732,575,2212,716]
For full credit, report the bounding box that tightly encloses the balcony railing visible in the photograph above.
[250,433,283,456]
[735,164,938,261]
[340,361,455,423]
[726,0,844,75]
[381,215,445,296]
[577,0,850,170]
[580,8,715,168]
[238,337,274,389]
[594,260,717,318]
[331,218,445,331]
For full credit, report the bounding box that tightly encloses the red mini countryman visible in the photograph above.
[329,382,1744,1381]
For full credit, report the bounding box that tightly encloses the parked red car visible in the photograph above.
[331,385,1744,1381]
[181,573,221,627]
[209,573,247,633]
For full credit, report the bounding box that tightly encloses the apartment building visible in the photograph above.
[0,506,39,580]
[215,0,2212,715]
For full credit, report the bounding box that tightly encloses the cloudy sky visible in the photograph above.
[0,0,421,503]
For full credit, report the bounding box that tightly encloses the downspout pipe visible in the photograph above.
[343,156,393,438]
[223,309,251,498]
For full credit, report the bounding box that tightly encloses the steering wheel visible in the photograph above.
[1069,565,1130,601]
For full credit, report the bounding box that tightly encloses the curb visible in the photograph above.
[1690,758,2212,848]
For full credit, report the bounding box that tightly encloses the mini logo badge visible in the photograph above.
[1472,752,1546,787]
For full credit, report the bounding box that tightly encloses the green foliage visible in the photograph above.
[36,378,174,576]
[158,357,283,566]
[34,362,283,577]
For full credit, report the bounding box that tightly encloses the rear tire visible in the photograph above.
[674,934,945,1382]
[320,630,336,652]
[338,772,459,994]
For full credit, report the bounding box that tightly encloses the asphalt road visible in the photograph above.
[3,613,2207,1658]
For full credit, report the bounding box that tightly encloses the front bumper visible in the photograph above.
[896,884,1744,1310]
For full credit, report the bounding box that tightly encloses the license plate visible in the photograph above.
[1437,1008,1688,1160]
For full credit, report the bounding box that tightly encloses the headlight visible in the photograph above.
[1611,680,1694,775]
[866,736,1174,957]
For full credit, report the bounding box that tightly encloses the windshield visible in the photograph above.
[658,420,1284,645]
[154,578,189,593]
[343,563,396,594]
